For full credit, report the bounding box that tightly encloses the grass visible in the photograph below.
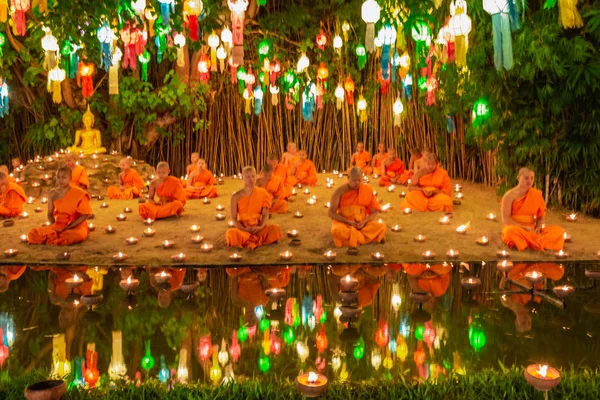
[1,174,598,266]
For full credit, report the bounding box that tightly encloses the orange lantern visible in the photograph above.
[316,31,327,50]
[375,320,389,348]
[84,344,99,387]
[344,76,355,105]
[316,325,328,354]
[12,0,30,36]
[77,62,95,99]
[197,54,211,83]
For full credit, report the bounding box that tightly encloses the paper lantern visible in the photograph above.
[228,0,249,65]
[302,83,316,121]
[145,6,158,36]
[158,0,175,26]
[177,348,188,383]
[334,83,345,110]
[269,59,280,83]
[316,31,327,50]
[483,0,516,70]
[198,334,212,361]
[316,325,328,353]
[411,20,431,69]
[184,0,203,41]
[61,39,80,79]
[0,2,6,23]
[158,354,169,382]
[403,73,413,100]
[361,0,380,53]
[108,331,127,381]
[121,23,137,69]
[355,44,367,70]
[0,33,5,58]
[296,340,309,362]
[141,340,155,370]
[436,19,455,63]
[96,22,114,72]
[221,26,233,53]
[84,344,99,387]
[77,62,95,99]
[257,39,271,63]
[426,76,438,106]
[353,337,365,360]
[41,28,58,71]
[258,352,270,373]
[12,0,30,36]
[371,349,382,370]
[173,33,187,68]
[154,24,168,64]
[469,321,487,352]
[344,76,355,105]
[333,35,343,52]
[383,349,393,369]
[210,345,222,384]
[48,66,66,104]
[377,24,396,79]
[218,338,229,366]
[109,47,122,95]
[375,320,389,347]
[231,330,242,360]
[297,53,310,72]
[216,46,227,72]
[254,86,263,115]
[449,0,472,67]
[472,97,490,125]
[131,0,146,16]
[197,54,211,83]
[139,51,151,81]
[546,0,584,29]
[356,95,367,122]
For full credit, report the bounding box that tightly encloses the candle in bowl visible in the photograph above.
[19,234,28,243]
[105,225,117,234]
[41,197,48,204]
[280,250,293,261]
[31,182,41,188]
[323,250,337,261]
[200,243,213,253]
[552,285,575,298]
[296,371,329,398]
[202,197,210,204]
[287,230,299,238]
[524,364,561,392]
[65,274,83,289]
[476,236,489,246]
[97,195,104,201]
[119,276,140,292]
[387,184,395,193]
[326,182,334,188]
[555,249,569,259]
[439,215,450,225]
[461,277,482,290]
[399,191,406,198]
[191,235,204,244]
[413,234,426,243]
[446,249,460,259]
[229,253,243,262]
[565,213,578,222]
[373,174,379,179]
[216,204,225,211]
[403,207,412,215]
[340,275,359,291]
[297,184,303,189]
[324,202,331,208]
[496,250,510,259]
[228,220,235,228]
[338,173,343,179]
[525,270,544,285]
[100,202,109,209]
[391,224,402,232]
[4,249,18,258]
[294,211,303,219]
[215,213,226,221]
[371,252,385,261]
[27,196,35,204]
[303,188,310,195]
[155,271,172,283]
[291,188,297,196]
[113,252,128,263]
[123,207,132,214]
[563,232,571,243]
[101,178,111,184]
[456,224,468,235]
[454,184,463,192]
[126,237,138,245]
[116,214,127,222]
[19,212,29,219]
[486,213,497,221]
[456,192,464,200]
[377,218,384,224]
[162,240,175,249]
[332,170,338,175]
[143,218,154,226]
[34,207,43,213]
[143,227,156,237]
[55,251,71,261]
[306,198,317,205]
[381,203,391,212]
[190,224,201,233]
[422,250,435,260]
[497,260,514,274]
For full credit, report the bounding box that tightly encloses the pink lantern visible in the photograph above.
[230,330,241,362]
[12,0,30,36]
[228,0,249,65]
[198,334,212,361]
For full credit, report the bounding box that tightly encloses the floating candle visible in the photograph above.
[19,212,29,219]
[280,251,293,261]
[190,225,201,233]
[229,253,243,262]
[126,237,138,245]
[116,214,127,221]
[123,207,132,213]
[387,185,395,192]
[291,188,297,196]
[203,197,210,204]
[456,224,468,234]
[496,250,510,258]
[391,224,402,232]
[41,197,48,204]
[565,213,578,222]
[162,240,175,249]
[287,230,299,238]
[155,271,172,283]
[461,277,481,290]
[215,213,226,221]
[216,204,225,211]
[296,372,329,398]
[476,236,489,246]
[325,202,331,208]
[439,215,450,225]
[191,235,204,244]
[113,252,128,263]
[555,250,569,259]
[553,285,575,298]
[486,213,497,221]
[324,250,337,260]
[422,250,435,260]
[100,202,109,209]
[294,211,303,218]
[105,225,116,234]
[446,249,460,259]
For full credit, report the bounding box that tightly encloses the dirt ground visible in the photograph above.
[1,173,598,266]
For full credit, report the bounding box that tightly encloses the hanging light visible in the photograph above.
[361,0,381,53]
[297,53,310,72]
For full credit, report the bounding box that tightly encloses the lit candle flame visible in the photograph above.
[531,271,540,278]
[127,276,132,284]
[569,213,577,220]
[73,274,80,283]
[537,365,548,378]
[404,208,411,213]
[307,372,318,384]
[345,275,351,283]
[160,271,167,277]
[481,236,488,242]
[558,250,564,256]
[449,249,455,256]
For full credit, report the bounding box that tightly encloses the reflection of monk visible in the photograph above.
[0,266,26,293]
[257,164,288,214]
[185,159,218,199]
[329,265,386,307]
[107,158,145,200]
[148,267,186,308]
[64,154,90,190]
[404,263,452,297]
[0,170,26,218]
[401,153,452,212]
[139,162,186,220]
[501,168,564,251]
[227,267,291,308]
[289,150,318,187]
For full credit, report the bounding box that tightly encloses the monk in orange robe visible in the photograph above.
[372,143,387,176]
[401,152,453,212]
[185,158,218,199]
[0,266,26,293]
[330,167,386,248]
[397,147,423,184]
[228,266,291,308]
[378,148,405,187]
[64,153,89,190]
[27,167,92,245]
[267,154,293,199]
[182,152,200,188]
[348,142,372,175]
[257,164,288,214]
[139,162,186,220]
[11,157,22,172]
[404,263,452,297]
[107,158,145,200]
[0,165,17,185]
[226,166,282,249]
[282,142,299,169]
[0,170,26,218]
[290,150,318,186]
[501,167,564,251]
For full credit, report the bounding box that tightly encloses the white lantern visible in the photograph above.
[357,97,367,111]
[393,98,404,127]
[377,24,396,46]
[296,341,309,363]
[221,26,233,52]
[131,0,146,16]
[41,28,58,71]
[361,0,380,53]
[333,35,343,50]
[177,348,189,383]
[371,349,382,370]
[208,32,220,72]
[297,53,310,72]
[173,33,187,67]
[216,46,227,72]
[218,338,229,367]
[334,84,345,110]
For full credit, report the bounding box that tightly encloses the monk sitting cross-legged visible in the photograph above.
[378,148,405,187]
[64,153,90,190]
[501,167,564,251]
[329,167,386,248]
[372,143,387,176]
[139,162,186,220]
[257,164,288,214]
[0,165,18,185]
[184,158,218,200]
[348,142,373,175]
[290,150,318,187]
[397,147,423,185]
[27,166,92,245]
[282,142,299,169]
[266,154,293,199]
[226,166,282,250]
[401,152,453,212]
[107,158,145,200]
[0,170,26,218]
[182,152,200,188]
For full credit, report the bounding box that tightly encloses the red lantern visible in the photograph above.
[84,345,99,387]
[198,334,212,361]
[12,0,30,36]
[344,76,355,105]
[375,320,389,348]
[269,60,281,83]
[197,54,211,83]
[413,342,426,365]
[245,69,256,93]
[230,330,241,362]
[77,62,95,99]
[270,331,281,355]
[315,325,328,354]
[316,31,327,50]
[184,0,203,42]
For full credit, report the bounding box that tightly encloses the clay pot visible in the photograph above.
[24,380,67,400]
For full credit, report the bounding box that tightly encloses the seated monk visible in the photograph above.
[397,147,423,185]
[27,167,92,245]
[501,167,564,251]
[184,158,218,199]
[401,153,453,212]
[290,150,318,186]
[182,152,200,188]
[348,142,372,175]
[107,158,145,200]
[0,266,26,293]
[0,170,26,218]
[257,164,288,214]
[378,148,405,187]
[0,165,18,185]
[282,142,299,169]
[226,166,282,249]
[372,143,387,176]
[329,167,386,247]
[11,157,22,172]
[139,162,186,220]
[404,263,452,297]
[64,153,90,190]
[267,154,293,199]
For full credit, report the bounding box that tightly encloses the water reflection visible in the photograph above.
[0,262,599,387]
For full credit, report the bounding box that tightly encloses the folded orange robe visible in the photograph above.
[508,263,564,304]
[226,267,290,307]
[27,186,92,245]
[107,169,145,200]
[71,165,90,190]
[372,153,387,175]
[378,159,405,187]
[501,188,564,251]
[331,183,386,247]
[273,164,293,199]
[185,169,218,199]
[139,176,186,220]
[351,152,373,175]
[260,175,288,214]
[401,167,453,212]
[404,263,452,297]
[0,180,26,217]
[291,160,318,186]
[226,187,282,249]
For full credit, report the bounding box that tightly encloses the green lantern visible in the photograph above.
[353,337,365,360]
[138,51,151,82]
[468,323,487,352]
[258,352,270,373]
[257,0,266,5]
[259,318,270,332]
[258,39,271,62]
[238,325,249,343]
[418,76,427,91]
[236,66,247,94]
[415,324,425,341]
[141,340,155,370]
[0,33,5,58]
[472,98,491,126]
[320,311,327,324]
[283,325,295,345]
[282,70,297,92]
[355,44,367,70]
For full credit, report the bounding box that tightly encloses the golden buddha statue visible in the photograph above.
[67,106,106,154]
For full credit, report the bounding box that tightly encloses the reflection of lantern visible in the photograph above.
[353,337,365,360]
[141,340,155,370]
[375,320,389,347]
[270,330,282,355]
[12,0,30,36]
[361,0,380,53]
[41,28,59,71]
[316,31,327,50]
[198,334,212,361]
[177,348,189,383]
[396,336,408,361]
[77,62,95,99]
[469,321,487,352]
[297,53,310,73]
[184,0,203,41]
[283,326,295,345]
[258,350,270,373]
[371,349,382,370]
[296,340,309,363]
[210,345,222,384]
[48,66,66,104]
[218,338,229,366]
[316,325,328,353]
[228,0,249,65]
[108,331,127,380]
[413,342,426,365]
[472,98,490,126]
[344,76,355,105]
[449,0,472,67]
[231,330,241,361]
[383,349,393,369]
[84,343,99,387]
[355,44,367,70]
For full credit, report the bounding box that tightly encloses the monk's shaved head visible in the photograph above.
[64,153,76,161]
[267,154,280,162]
[411,146,422,154]
[191,152,199,158]
[243,166,256,175]
[262,164,274,174]
[518,167,534,177]
[287,142,296,150]
[349,167,362,179]
[387,147,396,156]
[0,165,8,175]
[56,166,72,178]
[0,170,7,179]
[156,161,170,171]
[424,152,439,163]
[120,158,131,166]
[298,150,307,156]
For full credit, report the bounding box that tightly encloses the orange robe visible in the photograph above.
[350,152,373,175]
[398,154,422,184]
[273,164,293,199]
[226,267,290,307]
[260,175,288,214]
[401,167,453,212]
[185,169,218,199]
[139,176,186,220]
[372,153,387,175]
[291,160,318,186]
[107,169,145,200]
[182,164,198,188]
[331,265,383,307]
[0,266,27,289]
[27,186,92,245]
[0,180,26,217]
[404,263,452,297]
[47,267,93,299]
[331,183,386,247]
[508,263,564,304]
[70,165,89,190]
[378,159,405,187]
[226,187,282,249]
[501,188,564,251]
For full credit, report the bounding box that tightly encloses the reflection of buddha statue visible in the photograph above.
[67,106,106,154]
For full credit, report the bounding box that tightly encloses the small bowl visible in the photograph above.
[461,277,482,290]
[294,211,303,219]
[143,228,156,237]
[123,207,133,214]
[4,249,18,258]
[171,253,187,263]
[453,200,462,205]
[289,239,302,246]
[413,235,426,243]
[347,247,359,255]
[143,218,154,226]
[215,214,226,221]
[552,285,575,298]
[446,249,460,259]
[403,208,412,215]
[191,235,204,244]
[3,220,15,227]
[555,251,569,259]
[496,250,510,259]
[399,192,406,198]
[113,253,128,263]
[125,237,139,245]
[422,251,435,260]
[100,203,109,209]
[216,205,225,211]
[229,253,243,262]
[280,251,294,261]
[391,224,402,232]
[56,252,71,261]
[497,260,514,274]
[116,214,127,222]
[371,252,385,261]
[476,237,489,246]
[323,250,337,260]
[525,271,544,285]
[287,230,299,238]
[105,226,117,234]
[162,240,176,249]
[97,195,104,201]
[190,225,201,233]
[200,243,213,253]
[34,207,43,213]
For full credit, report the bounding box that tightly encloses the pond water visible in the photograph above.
[0,262,599,386]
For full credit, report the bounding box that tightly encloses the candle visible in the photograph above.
[126,237,138,245]
[93,164,100,169]
[41,197,48,204]
[162,240,175,249]
[454,184,462,192]
[297,184,303,189]
[27,196,35,204]
[476,236,489,246]
[340,275,359,291]
[200,243,213,253]
[565,213,578,222]
[155,271,172,283]
[374,174,379,179]
[191,235,204,244]
[19,212,29,219]
[228,220,235,227]
[391,224,402,232]
[105,225,116,234]
[456,192,464,199]
[496,260,514,273]
[294,211,303,218]
[555,249,569,259]
[332,170,338,175]
[303,188,310,195]
[524,364,561,392]
[100,202,109,209]
[287,230,299,238]
[291,188,297,196]
[229,253,242,262]
[87,223,96,231]
[338,173,343,178]
[563,232,571,243]
[280,251,293,261]
[373,190,378,197]
[327,182,334,188]
[461,277,482,290]
[456,224,468,234]
[119,276,140,292]
[215,213,226,221]
[496,250,510,259]
[446,249,460,259]
[31,182,40,188]
[486,213,497,221]
[143,228,156,237]
[190,225,201,233]
[116,214,127,221]
[525,270,544,284]
[403,208,412,215]
[216,204,225,211]
[34,207,43,213]
[553,285,575,298]
[203,197,210,204]
[422,250,435,260]
[307,198,317,205]
[414,234,426,243]
[387,185,395,192]
[323,250,337,260]
[144,218,154,226]
[4,249,18,258]
[113,252,128,263]
[439,215,450,225]
[371,252,385,261]
[123,207,132,213]
[20,234,28,243]
[97,195,104,201]
[325,202,331,208]
[377,218,384,225]
[381,203,391,212]
[296,372,329,397]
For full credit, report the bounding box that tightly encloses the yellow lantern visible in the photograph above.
[296,340,309,363]
[221,26,233,53]
[108,331,127,381]
[51,334,71,379]
[177,348,189,383]
[48,66,66,104]
[383,349,394,369]
[173,33,186,67]
[208,32,220,72]
[109,47,122,95]
[361,0,380,53]
[448,0,472,67]
[339,362,349,382]
[209,345,222,385]
[357,95,367,122]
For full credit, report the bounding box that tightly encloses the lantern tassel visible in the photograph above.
[491,13,514,71]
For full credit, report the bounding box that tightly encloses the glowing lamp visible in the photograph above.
[472,98,490,126]
[333,35,343,50]
[297,53,310,72]
[361,0,381,53]
[141,340,155,370]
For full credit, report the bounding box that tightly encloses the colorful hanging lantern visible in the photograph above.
[48,66,66,104]
[145,6,158,36]
[218,338,229,367]
[316,63,329,109]
[393,98,403,127]
[449,0,472,67]
[210,345,222,384]
[51,334,71,378]
[426,76,438,106]
[356,95,367,122]
[109,47,122,95]
[353,337,365,360]
[208,32,220,72]
[0,2,6,23]
[131,0,146,17]
[302,82,316,122]
[261,329,271,355]
[236,66,246,93]
[216,46,227,72]
[173,33,186,68]
[468,321,487,352]
[61,39,80,79]
[71,356,85,388]
[184,0,203,41]
[77,62,95,99]
[544,0,583,29]
[41,28,59,71]
[121,23,136,70]
[12,0,30,36]
[383,349,393,370]
[139,50,151,81]
[221,26,233,53]
[355,44,367,70]
[316,325,328,353]
[344,76,355,105]
[141,340,155,370]
[283,325,295,345]
[402,73,413,100]
[84,343,99,387]
[231,330,242,360]
[198,334,212,361]
[245,68,255,92]
[0,33,5,58]
[375,320,389,347]
[371,349,382,370]
[296,340,309,363]
[154,24,168,64]
[436,18,455,64]
[377,24,396,80]
[483,0,518,70]
[316,31,328,50]
[411,20,431,69]
[334,83,345,110]
[158,355,170,382]
[97,22,114,72]
[177,349,189,383]
[333,34,343,53]
[269,59,281,84]
[254,86,263,115]
[197,54,211,83]
[228,0,249,66]
[158,0,175,26]
[258,351,270,373]
[361,0,380,53]
[396,336,408,361]
[108,331,127,381]
[297,53,310,73]
[472,97,490,126]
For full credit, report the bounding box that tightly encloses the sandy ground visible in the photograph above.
[1,173,598,266]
